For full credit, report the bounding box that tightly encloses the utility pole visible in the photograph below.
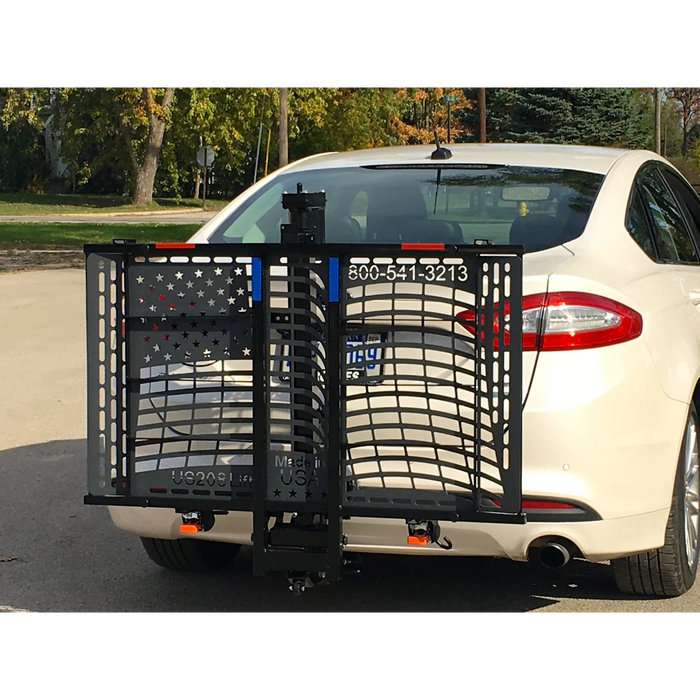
[654,88,662,155]
[279,88,289,168]
[479,88,487,143]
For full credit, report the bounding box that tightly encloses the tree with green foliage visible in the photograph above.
[455,88,650,149]
[0,89,50,191]
[50,88,177,204]
[669,89,700,156]
[289,88,405,157]
[454,88,515,142]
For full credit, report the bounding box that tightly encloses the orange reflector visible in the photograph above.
[179,523,201,534]
[400,243,445,250]
[407,534,430,546]
[154,242,196,249]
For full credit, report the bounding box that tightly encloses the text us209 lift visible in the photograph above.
[84,187,525,593]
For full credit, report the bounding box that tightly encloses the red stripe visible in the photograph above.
[400,243,446,250]
[154,242,196,249]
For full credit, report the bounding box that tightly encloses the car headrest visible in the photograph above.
[326,215,363,243]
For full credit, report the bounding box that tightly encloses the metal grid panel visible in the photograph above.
[119,252,254,501]
[340,253,522,515]
[264,256,330,504]
[86,243,522,522]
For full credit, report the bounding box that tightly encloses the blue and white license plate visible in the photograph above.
[277,333,384,381]
[346,333,384,380]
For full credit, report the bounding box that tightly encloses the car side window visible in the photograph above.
[660,169,700,251]
[638,168,700,263]
[626,187,657,259]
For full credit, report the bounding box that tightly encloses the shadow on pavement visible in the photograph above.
[0,439,632,612]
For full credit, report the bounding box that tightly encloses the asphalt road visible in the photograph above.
[1,269,699,612]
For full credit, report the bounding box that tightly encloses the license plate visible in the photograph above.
[277,334,384,381]
[346,333,384,380]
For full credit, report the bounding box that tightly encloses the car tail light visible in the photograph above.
[456,301,511,349]
[458,292,642,352]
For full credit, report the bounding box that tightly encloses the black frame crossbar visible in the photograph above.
[85,241,524,579]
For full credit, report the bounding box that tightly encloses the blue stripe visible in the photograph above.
[329,257,339,302]
[252,257,262,302]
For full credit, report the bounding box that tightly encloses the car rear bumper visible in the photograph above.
[109,505,669,562]
[111,330,685,563]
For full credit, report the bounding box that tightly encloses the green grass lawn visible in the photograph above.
[0,223,201,249]
[0,192,228,216]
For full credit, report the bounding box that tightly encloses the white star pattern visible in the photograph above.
[133,264,254,367]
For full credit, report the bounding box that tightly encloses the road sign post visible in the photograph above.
[440,95,458,144]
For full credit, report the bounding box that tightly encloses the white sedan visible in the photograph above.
[110,143,700,597]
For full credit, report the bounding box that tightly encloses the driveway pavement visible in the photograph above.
[0,209,217,224]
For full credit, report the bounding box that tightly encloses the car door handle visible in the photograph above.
[689,289,700,305]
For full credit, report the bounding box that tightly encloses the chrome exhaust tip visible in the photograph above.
[537,541,572,569]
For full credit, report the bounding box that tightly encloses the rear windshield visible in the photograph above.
[209,165,604,252]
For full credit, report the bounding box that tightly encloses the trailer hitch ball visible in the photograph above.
[178,510,215,534]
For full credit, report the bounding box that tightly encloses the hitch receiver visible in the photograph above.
[407,520,453,550]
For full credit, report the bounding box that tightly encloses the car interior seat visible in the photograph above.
[326,215,363,243]
[509,193,593,252]
[366,184,428,242]
[366,185,464,243]
[395,219,464,243]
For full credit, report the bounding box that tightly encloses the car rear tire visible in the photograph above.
[140,537,241,572]
[612,404,700,597]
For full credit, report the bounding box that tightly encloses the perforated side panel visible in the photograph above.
[86,254,127,496]
[340,253,522,514]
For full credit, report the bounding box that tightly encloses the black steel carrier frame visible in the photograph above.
[85,236,524,585]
